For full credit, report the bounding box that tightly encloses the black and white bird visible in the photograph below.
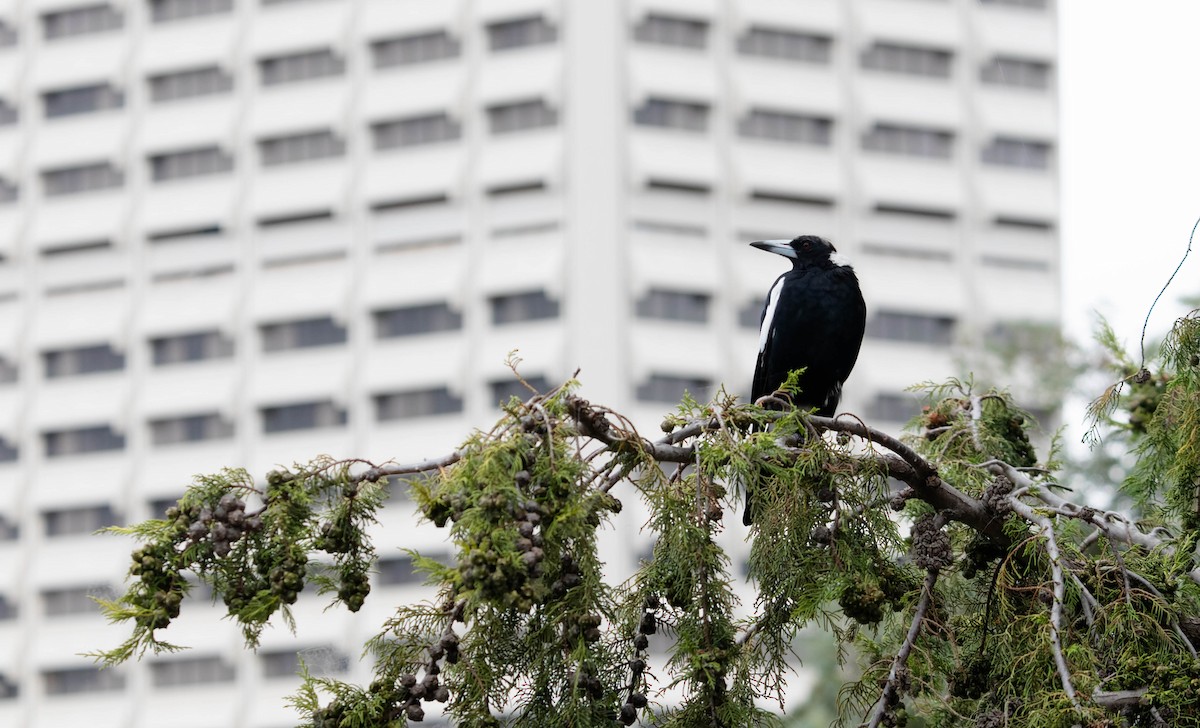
[744,235,866,525]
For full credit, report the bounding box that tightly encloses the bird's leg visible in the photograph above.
[754,391,794,411]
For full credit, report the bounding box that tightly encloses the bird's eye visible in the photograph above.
[801,241,812,252]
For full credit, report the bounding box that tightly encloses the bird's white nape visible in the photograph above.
[759,277,785,353]
[829,250,852,268]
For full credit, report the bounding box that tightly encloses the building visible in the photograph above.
[0,0,1058,724]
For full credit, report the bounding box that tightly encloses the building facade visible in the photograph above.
[0,0,1058,724]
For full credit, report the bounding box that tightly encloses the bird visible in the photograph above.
[744,235,866,525]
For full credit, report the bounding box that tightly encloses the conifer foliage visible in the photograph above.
[93,312,1200,727]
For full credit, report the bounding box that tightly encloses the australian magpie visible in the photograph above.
[744,235,866,525]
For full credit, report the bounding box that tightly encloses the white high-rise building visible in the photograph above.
[0,0,1058,725]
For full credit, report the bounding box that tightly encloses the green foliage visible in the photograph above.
[91,314,1200,728]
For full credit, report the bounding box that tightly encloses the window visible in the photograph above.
[869,393,921,422]
[862,124,954,159]
[0,594,16,619]
[261,316,347,352]
[151,331,234,365]
[633,98,708,132]
[372,30,460,67]
[749,190,835,207]
[0,99,16,125]
[149,413,234,445]
[150,0,232,23]
[0,178,16,204]
[0,21,18,48]
[262,400,347,434]
[633,14,707,49]
[979,0,1047,8]
[738,109,832,145]
[981,137,1052,169]
[861,42,953,78]
[0,357,16,383]
[636,374,711,403]
[148,66,234,103]
[42,585,112,617]
[0,437,17,463]
[486,15,557,51]
[875,203,956,220]
[635,289,709,323]
[147,496,182,519]
[0,515,17,540]
[376,556,421,586]
[258,210,333,228]
[738,299,764,329]
[491,376,551,406]
[150,146,233,181]
[43,667,125,695]
[646,178,710,195]
[0,674,14,700]
[372,113,461,150]
[42,163,124,196]
[43,505,118,536]
[487,99,558,134]
[44,425,126,458]
[981,56,1052,90]
[42,5,122,40]
[374,302,462,338]
[150,657,235,688]
[261,647,349,678]
[259,49,345,86]
[995,215,1054,231]
[737,27,832,63]
[258,130,345,166]
[375,387,463,421]
[490,290,559,325]
[865,311,956,345]
[487,181,546,197]
[44,344,125,378]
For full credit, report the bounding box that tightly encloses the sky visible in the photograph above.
[1060,0,1200,351]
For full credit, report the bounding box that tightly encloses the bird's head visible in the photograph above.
[750,235,849,269]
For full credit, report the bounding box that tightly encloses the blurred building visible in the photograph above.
[0,0,1058,725]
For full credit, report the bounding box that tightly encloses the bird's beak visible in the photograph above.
[750,239,797,259]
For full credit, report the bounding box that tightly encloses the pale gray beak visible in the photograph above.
[750,239,797,259]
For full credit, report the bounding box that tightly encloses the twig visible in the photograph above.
[865,569,939,728]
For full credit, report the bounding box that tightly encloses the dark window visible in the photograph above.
[0,99,17,125]
[147,496,182,519]
[875,203,956,220]
[258,130,345,166]
[257,209,333,228]
[44,425,126,458]
[636,374,711,403]
[0,178,16,204]
[862,242,953,262]
[486,15,557,51]
[372,113,461,150]
[148,224,223,242]
[981,137,1052,169]
[737,27,831,63]
[865,311,956,345]
[150,146,233,181]
[43,505,118,536]
[490,290,559,325]
[43,667,125,695]
[633,14,707,49]
[487,99,558,134]
[44,344,125,378]
[738,109,832,145]
[861,42,953,78]
[738,299,764,329]
[862,124,954,159]
[259,48,345,86]
[376,555,420,585]
[0,357,16,383]
[261,316,347,352]
[749,190,835,207]
[868,393,921,422]
[633,98,708,132]
[42,5,123,40]
[150,0,232,22]
[151,331,234,365]
[0,437,17,463]
[261,647,349,679]
[149,413,234,445]
[646,178,710,195]
[148,66,234,103]
[0,674,14,700]
[42,163,124,196]
[995,215,1054,231]
[981,56,1052,89]
[372,30,460,67]
[374,302,461,338]
[150,657,235,688]
[0,594,16,619]
[0,515,17,540]
[375,387,463,421]
[486,180,546,197]
[635,289,709,323]
[491,376,551,405]
[261,400,347,434]
[42,585,113,617]
[0,21,18,48]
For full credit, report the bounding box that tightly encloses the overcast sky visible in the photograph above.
[1060,1,1200,349]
